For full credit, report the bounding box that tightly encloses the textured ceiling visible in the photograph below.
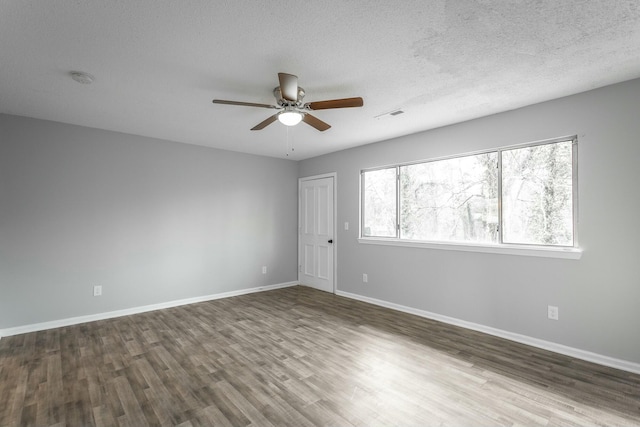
[1,1,640,160]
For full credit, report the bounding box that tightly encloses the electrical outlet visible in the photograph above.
[93,285,102,297]
[362,273,368,283]
[548,305,559,320]
[262,266,267,274]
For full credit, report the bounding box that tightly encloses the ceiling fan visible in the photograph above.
[212,73,363,131]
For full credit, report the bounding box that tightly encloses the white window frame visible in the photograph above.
[359,136,582,259]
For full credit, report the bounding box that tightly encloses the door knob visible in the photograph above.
[328,239,333,243]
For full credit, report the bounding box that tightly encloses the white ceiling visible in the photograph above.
[2,1,640,160]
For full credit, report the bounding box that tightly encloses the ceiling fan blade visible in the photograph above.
[250,114,279,131]
[278,73,299,102]
[302,114,331,132]
[307,97,364,110]
[213,99,277,109]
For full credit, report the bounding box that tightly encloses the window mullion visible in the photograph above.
[497,151,503,244]
[572,139,578,247]
[360,171,365,238]
[396,166,401,239]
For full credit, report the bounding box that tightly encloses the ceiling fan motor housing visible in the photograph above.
[274,86,306,108]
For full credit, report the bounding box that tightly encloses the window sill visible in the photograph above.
[358,238,582,259]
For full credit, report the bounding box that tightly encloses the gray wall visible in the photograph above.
[299,78,640,364]
[0,114,299,329]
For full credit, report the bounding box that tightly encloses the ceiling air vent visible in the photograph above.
[374,109,405,119]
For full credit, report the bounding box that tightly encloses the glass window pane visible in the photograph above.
[502,141,573,246]
[400,153,499,243]
[362,168,397,237]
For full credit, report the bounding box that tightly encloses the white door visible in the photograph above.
[299,176,334,293]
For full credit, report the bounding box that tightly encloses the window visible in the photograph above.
[362,167,397,237]
[361,137,577,253]
[501,141,574,246]
[400,152,498,243]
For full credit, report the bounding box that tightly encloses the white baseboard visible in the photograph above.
[0,281,297,339]
[4,283,638,375]
[336,290,640,375]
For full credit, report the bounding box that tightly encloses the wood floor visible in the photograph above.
[1,286,639,426]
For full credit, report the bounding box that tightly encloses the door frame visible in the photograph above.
[298,172,337,294]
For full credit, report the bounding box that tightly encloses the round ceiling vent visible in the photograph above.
[70,71,94,84]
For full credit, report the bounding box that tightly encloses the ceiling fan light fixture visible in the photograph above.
[278,109,303,126]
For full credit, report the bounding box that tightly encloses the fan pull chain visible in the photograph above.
[285,126,295,157]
